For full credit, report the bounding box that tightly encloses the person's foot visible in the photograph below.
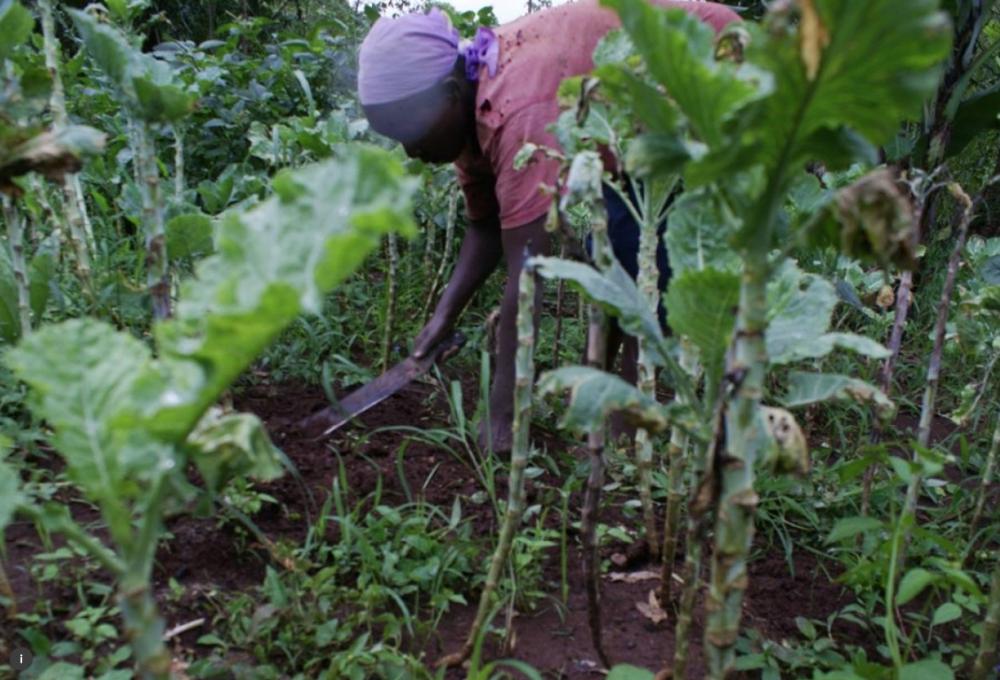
[477,414,512,454]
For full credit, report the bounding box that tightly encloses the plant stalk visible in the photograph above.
[705,259,767,678]
[381,231,398,372]
[423,189,458,324]
[582,199,612,669]
[40,0,97,271]
[133,121,171,320]
[438,260,537,668]
[968,409,1000,547]
[2,196,32,337]
[172,125,185,201]
[635,184,660,558]
[659,342,699,604]
[971,563,1000,680]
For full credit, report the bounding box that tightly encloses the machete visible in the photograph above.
[299,331,466,438]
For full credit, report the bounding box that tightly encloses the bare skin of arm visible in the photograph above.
[413,213,504,358]
[412,213,550,451]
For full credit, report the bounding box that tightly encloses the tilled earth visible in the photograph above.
[2,369,871,679]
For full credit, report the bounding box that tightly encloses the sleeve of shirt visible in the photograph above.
[488,100,562,230]
[455,156,500,223]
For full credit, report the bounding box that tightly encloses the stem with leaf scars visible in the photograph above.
[173,125,185,201]
[705,255,767,678]
[423,189,458,324]
[381,231,398,372]
[634,184,660,558]
[438,259,537,668]
[659,341,699,605]
[39,0,97,279]
[883,185,975,669]
[552,244,567,365]
[969,411,1000,540]
[582,196,612,669]
[133,121,171,320]
[2,196,32,337]
[971,563,1000,680]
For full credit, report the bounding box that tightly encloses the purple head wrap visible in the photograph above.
[358,8,499,106]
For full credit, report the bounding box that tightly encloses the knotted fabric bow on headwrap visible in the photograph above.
[358,8,499,107]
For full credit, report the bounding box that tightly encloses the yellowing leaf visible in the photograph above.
[799,0,829,81]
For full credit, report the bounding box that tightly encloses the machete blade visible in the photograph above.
[299,331,465,439]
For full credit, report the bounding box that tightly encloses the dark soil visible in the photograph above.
[3,370,870,679]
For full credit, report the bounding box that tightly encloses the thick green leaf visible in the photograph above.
[186,408,283,495]
[166,213,214,260]
[665,267,739,383]
[533,255,669,367]
[945,84,1000,158]
[0,0,32,61]
[663,189,740,276]
[67,9,136,86]
[825,515,883,543]
[4,319,173,543]
[787,332,891,362]
[69,9,194,123]
[133,76,195,123]
[537,366,696,437]
[898,660,953,680]
[896,568,936,606]
[149,147,418,439]
[746,0,951,172]
[765,260,837,364]
[783,371,895,420]
[601,0,760,147]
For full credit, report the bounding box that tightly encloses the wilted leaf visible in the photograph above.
[760,406,809,475]
[826,168,918,270]
[186,408,283,495]
[798,0,829,81]
[607,570,660,584]
[783,371,895,420]
[0,126,107,190]
[560,151,604,210]
[635,589,668,624]
[875,284,894,309]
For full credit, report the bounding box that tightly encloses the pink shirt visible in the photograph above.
[454,0,739,229]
